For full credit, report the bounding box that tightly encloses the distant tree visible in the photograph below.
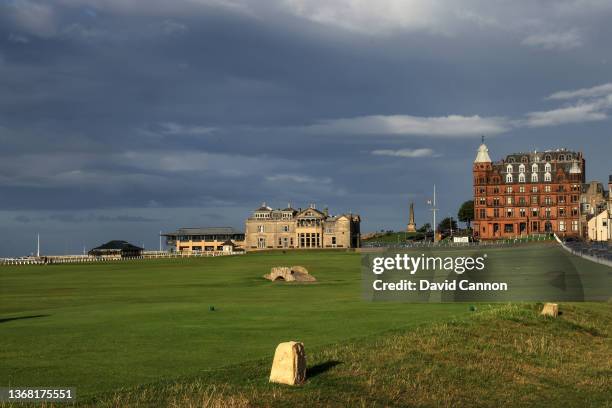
[438,217,458,234]
[417,223,431,233]
[457,200,474,228]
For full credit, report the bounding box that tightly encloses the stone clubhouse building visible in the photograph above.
[472,141,585,240]
[244,203,361,250]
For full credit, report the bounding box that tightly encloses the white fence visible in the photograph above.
[0,250,245,266]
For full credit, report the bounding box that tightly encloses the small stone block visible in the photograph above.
[541,303,559,317]
[269,341,306,385]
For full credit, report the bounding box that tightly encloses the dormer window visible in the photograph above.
[506,164,513,173]
[531,173,538,182]
[521,156,528,163]
[544,172,552,182]
[544,154,552,161]
[559,154,565,161]
[545,163,551,172]
[519,164,525,173]
[506,174,513,183]
[518,173,526,183]
[532,163,538,173]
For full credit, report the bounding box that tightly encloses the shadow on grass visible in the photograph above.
[307,360,342,378]
[0,314,50,324]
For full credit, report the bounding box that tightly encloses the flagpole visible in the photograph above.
[37,233,40,257]
[429,184,438,243]
[433,185,437,243]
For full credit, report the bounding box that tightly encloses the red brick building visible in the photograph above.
[472,142,585,240]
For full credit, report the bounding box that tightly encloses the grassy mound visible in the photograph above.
[84,302,611,408]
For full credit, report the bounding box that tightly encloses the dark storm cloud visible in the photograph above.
[1,0,612,255]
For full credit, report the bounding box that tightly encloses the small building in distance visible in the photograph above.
[161,227,245,253]
[245,203,360,250]
[587,209,610,241]
[89,240,143,258]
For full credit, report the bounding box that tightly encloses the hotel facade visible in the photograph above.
[244,203,360,250]
[472,142,585,240]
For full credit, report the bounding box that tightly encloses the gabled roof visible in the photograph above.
[295,207,326,218]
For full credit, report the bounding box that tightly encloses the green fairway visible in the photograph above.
[1,250,467,397]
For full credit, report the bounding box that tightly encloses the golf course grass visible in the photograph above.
[1,245,610,407]
[1,250,465,398]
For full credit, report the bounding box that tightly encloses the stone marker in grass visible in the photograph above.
[269,341,306,385]
[541,303,559,317]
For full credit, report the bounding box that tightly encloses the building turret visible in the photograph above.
[474,138,491,163]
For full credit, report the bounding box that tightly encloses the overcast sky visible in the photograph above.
[1,0,611,256]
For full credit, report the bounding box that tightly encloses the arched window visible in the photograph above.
[521,156,528,163]
[506,174,513,183]
[518,173,526,183]
[507,157,515,163]
[559,154,565,161]
[544,172,551,182]
[532,163,538,173]
[544,154,551,161]
[531,172,538,182]
[506,164,513,173]
[519,164,525,173]
[545,163,551,172]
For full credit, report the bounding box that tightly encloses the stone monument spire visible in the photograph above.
[407,202,417,232]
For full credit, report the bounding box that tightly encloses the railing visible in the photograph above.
[0,250,245,266]
[362,234,554,249]
[554,234,612,267]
